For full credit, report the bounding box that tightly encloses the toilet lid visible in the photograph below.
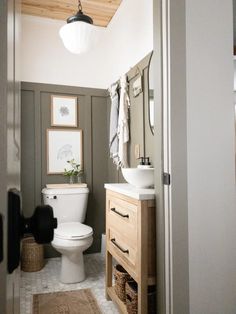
[55,222,93,240]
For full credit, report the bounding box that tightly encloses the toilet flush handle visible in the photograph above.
[46,195,57,200]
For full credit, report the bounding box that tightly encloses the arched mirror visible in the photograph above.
[148,52,154,135]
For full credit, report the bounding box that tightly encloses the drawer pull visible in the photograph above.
[110,207,129,218]
[111,238,129,254]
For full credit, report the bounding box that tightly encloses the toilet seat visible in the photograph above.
[55,222,93,240]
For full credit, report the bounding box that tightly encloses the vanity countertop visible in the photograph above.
[104,183,155,200]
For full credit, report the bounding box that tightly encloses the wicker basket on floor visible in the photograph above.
[21,237,44,272]
[125,281,157,314]
[114,264,132,303]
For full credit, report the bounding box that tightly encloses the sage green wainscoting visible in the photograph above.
[107,52,154,183]
[21,82,109,257]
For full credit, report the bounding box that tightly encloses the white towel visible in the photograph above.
[117,75,130,168]
[109,82,119,166]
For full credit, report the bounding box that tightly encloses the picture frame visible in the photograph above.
[47,128,83,174]
[51,95,78,127]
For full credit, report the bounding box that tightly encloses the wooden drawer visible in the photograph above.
[107,196,138,247]
[107,227,137,278]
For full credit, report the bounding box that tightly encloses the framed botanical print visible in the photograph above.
[51,95,77,127]
[47,129,83,174]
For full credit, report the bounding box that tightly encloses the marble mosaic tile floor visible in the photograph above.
[20,253,119,314]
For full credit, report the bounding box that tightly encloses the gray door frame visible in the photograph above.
[154,1,189,313]
[0,0,21,313]
[0,0,9,309]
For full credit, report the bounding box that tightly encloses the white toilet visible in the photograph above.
[42,187,93,283]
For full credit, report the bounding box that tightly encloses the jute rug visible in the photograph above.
[32,288,102,314]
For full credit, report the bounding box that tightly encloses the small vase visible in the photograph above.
[68,176,74,184]
[76,175,83,184]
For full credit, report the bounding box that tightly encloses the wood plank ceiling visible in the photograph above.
[21,0,122,27]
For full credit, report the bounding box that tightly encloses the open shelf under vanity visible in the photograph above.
[107,286,128,314]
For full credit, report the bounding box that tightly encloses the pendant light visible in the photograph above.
[59,0,97,54]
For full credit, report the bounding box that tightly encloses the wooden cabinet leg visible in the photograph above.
[106,250,112,300]
[138,281,148,314]
[138,201,148,313]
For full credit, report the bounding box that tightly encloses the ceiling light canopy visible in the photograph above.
[66,0,93,25]
[59,0,99,54]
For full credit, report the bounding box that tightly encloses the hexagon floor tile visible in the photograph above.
[20,253,119,314]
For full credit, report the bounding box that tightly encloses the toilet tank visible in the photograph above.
[42,187,89,224]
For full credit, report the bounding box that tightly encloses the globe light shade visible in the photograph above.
[59,21,99,54]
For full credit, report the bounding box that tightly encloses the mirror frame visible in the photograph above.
[147,51,154,135]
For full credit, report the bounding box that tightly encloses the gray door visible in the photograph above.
[0,0,21,313]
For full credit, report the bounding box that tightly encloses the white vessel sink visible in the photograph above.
[121,168,154,189]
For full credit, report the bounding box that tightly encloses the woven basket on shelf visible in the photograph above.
[125,281,138,314]
[21,237,44,272]
[114,264,132,303]
[125,281,157,314]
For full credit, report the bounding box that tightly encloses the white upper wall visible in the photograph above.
[21,15,108,88]
[102,0,153,85]
[21,0,153,89]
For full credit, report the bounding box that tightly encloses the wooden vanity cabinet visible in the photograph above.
[105,188,156,314]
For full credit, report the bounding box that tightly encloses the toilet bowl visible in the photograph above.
[42,187,93,283]
[52,222,93,283]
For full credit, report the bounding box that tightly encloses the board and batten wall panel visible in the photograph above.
[21,82,108,256]
[107,52,154,182]
[21,53,154,256]
[21,90,36,217]
[89,96,109,246]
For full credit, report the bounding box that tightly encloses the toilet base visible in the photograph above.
[52,235,93,284]
[60,252,85,283]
